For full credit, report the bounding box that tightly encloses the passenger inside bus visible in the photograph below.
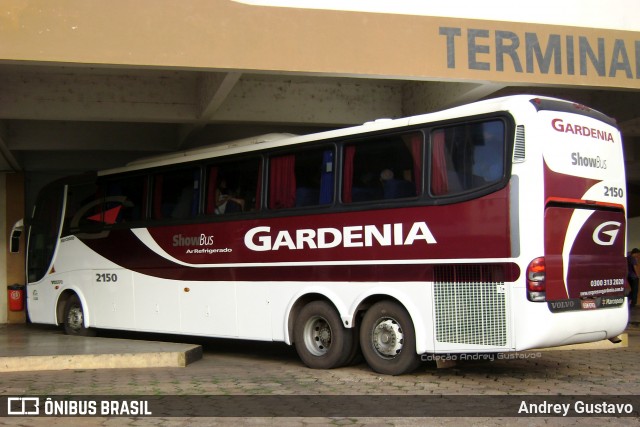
[342,132,421,203]
[379,168,416,199]
[215,179,245,214]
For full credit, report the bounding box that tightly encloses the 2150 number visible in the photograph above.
[96,273,118,283]
[604,186,624,198]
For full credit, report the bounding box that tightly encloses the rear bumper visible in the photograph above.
[513,298,628,350]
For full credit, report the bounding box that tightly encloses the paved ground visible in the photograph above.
[1,309,639,426]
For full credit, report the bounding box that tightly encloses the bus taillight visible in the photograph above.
[526,257,546,302]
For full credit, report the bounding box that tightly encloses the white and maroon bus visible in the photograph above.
[21,95,628,375]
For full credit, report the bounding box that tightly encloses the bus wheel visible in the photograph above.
[342,322,363,366]
[63,295,96,337]
[294,301,353,369]
[360,301,421,375]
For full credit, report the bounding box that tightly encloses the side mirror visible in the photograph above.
[10,219,23,253]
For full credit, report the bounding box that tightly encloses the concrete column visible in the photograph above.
[2,173,26,324]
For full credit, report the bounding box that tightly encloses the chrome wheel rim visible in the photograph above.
[371,318,404,359]
[302,315,332,356]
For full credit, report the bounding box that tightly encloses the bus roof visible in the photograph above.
[98,95,612,176]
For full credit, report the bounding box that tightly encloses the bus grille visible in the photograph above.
[433,265,507,347]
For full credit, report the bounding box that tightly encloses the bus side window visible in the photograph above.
[152,167,201,220]
[430,120,505,196]
[104,175,147,223]
[342,132,422,203]
[205,157,261,215]
[63,182,102,235]
[268,148,334,210]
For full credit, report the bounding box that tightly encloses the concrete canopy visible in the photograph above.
[0,0,638,213]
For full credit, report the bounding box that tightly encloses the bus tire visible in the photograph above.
[63,294,96,337]
[342,322,363,366]
[360,300,421,375]
[294,301,353,369]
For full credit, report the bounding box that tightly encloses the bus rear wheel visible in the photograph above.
[360,301,421,375]
[294,301,353,369]
[63,294,96,336]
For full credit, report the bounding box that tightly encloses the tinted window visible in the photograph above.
[430,120,505,196]
[205,158,262,214]
[342,132,422,203]
[268,148,334,209]
[102,175,147,223]
[152,167,201,220]
[63,182,101,234]
[27,185,64,282]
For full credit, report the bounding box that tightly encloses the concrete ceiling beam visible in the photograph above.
[178,72,243,148]
[210,76,403,125]
[402,81,505,116]
[0,68,198,123]
[7,121,179,152]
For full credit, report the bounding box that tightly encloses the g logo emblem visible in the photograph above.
[592,221,621,246]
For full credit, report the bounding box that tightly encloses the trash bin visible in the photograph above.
[8,284,24,311]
